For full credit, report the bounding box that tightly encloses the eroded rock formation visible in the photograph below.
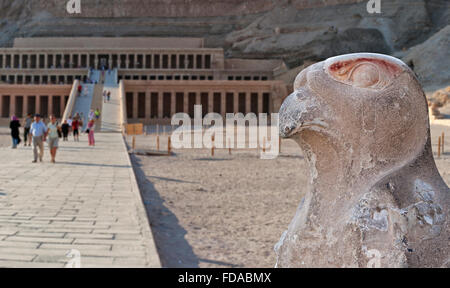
[277,53,449,268]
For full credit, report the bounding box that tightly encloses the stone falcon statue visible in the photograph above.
[277,53,449,268]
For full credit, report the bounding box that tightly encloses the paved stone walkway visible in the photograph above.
[0,133,161,268]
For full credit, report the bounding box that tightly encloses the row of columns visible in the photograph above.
[0,95,68,118]
[128,91,270,120]
[1,74,85,85]
[0,53,213,70]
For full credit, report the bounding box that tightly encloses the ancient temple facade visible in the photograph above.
[0,37,288,125]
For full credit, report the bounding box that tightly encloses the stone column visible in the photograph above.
[145,90,151,120]
[23,95,28,116]
[126,56,130,69]
[195,91,201,107]
[94,54,99,69]
[245,92,251,114]
[258,92,263,115]
[133,92,138,119]
[234,92,239,113]
[183,92,189,113]
[0,95,3,117]
[193,54,197,69]
[208,92,214,113]
[151,54,155,69]
[221,92,226,117]
[36,54,40,69]
[171,92,176,116]
[109,54,113,69]
[36,95,41,116]
[45,54,48,68]
[10,95,16,117]
[143,55,147,69]
[49,95,53,117]
[158,92,163,119]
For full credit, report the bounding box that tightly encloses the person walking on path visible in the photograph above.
[107,91,111,102]
[87,119,96,146]
[23,114,33,146]
[72,117,80,142]
[30,114,47,163]
[94,108,101,121]
[9,115,21,149]
[47,115,61,164]
[61,120,70,141]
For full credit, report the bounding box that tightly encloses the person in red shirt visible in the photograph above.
[72,119,80,142]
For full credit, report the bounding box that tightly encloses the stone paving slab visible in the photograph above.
[0,133,161,268]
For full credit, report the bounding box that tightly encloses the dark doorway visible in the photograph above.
[138,92,146,118]
[213,93,221,114]
[1,96,10,117]
[176,93,184,114]
[188,93,196,118]
[28,96,36,115]
[151,93,158,118]
[251,93,258,114]
[40,96,49,117]
[201,93,209,117]
[53,96,61,118]
[15,96,23,118]
[238,93,246,114]
[163,93,171,118]
[226,93,234,114]
[126,92,134,118]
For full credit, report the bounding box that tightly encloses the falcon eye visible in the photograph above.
[325,56,404,90]
[350,64,380,88]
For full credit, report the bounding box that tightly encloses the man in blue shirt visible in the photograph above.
[30,114,48,163]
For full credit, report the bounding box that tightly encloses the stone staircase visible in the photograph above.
[71,83,95,131]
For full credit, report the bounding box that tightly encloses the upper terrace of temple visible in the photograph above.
[13,37,205,49]
[0,37,287,85]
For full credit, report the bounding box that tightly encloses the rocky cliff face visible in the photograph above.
[0,0,448,87]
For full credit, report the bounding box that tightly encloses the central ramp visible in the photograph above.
[100,70,122,133]
[0,133,161,268]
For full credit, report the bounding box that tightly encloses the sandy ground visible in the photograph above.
[2,121,449,268]
[130,134,307,268]
[126,122,450,268]
[0,127,12,147]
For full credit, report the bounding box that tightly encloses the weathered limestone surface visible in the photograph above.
[277,53,449,268]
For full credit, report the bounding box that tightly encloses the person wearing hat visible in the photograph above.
[30,114,48,163]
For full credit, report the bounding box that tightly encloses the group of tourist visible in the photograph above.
[8,108,101,163]
[9,114,60,163]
